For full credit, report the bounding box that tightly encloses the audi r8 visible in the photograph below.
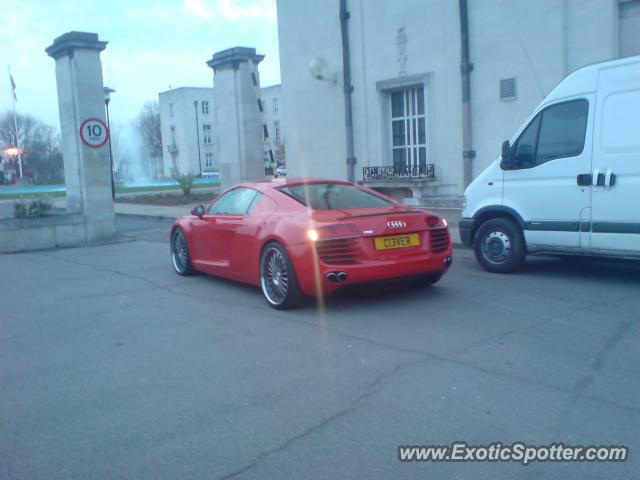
[171,179,452,309]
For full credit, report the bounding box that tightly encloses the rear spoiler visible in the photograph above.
[336,210,425,221]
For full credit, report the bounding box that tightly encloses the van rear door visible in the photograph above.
[591,60,640,255]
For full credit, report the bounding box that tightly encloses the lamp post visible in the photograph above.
[103,86,116,199]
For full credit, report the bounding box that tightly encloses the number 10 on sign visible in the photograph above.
[79,118,109,148]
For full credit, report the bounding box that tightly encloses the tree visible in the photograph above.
[135,101,162,159]
[0,111,64,184]
[27,124,64,184]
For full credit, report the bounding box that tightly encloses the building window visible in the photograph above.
[500,78,517,100]
[205,153,214,168]
[273,120,280,142]
[390,86,426,169]
[273,98,279,114]
[202,101,210,115]
[169,103,174,117]
[202,124,212,144]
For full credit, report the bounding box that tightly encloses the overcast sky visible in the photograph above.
[0,0,280,129]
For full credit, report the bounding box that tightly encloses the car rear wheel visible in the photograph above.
[171,228,195,275]
[474,218,526,273]
[260,242,305,309]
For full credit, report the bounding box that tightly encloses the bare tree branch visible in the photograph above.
[135,101,162,158]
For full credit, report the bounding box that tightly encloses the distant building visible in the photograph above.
[159,87,216,177]
[159,84,284,178]
[276,0,640,206]
[260,85,286,166]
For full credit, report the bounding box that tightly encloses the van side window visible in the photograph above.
[513,99,588,169]
[514,114,541,168]
[536,100,588,164]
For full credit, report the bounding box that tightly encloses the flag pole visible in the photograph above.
[8,66,23,179]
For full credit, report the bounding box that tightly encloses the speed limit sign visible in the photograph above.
[79,118,109,148]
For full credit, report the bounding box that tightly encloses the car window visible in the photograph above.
[208,188,259,215]
[279,183,392,210]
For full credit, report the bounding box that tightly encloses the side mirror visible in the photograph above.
[500,140,513,168]
[191,204,205,217]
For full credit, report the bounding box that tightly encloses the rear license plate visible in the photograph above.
[374,233,420,250]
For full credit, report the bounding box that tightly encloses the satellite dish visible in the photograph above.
[309,57,335,82]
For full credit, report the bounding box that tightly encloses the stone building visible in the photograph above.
[159,83,284,178]
[276,0,640,206]
[159,87,217,177]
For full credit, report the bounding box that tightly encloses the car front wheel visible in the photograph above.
[260,242,305,309]
[171,228,195,275]
[474,218,526,273]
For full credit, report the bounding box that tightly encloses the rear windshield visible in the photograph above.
[279,183,392,210]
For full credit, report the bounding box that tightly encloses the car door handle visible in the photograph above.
[604,168,616,187]
[577,170,615,188]
[577,173,592,186]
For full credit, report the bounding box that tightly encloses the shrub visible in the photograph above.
[14,198,54,219]
[172,172,195,196]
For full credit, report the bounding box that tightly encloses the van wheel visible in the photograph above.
[474,218,526,273]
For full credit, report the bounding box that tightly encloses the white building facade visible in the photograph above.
[276,0,640,206]
[159,87,216,177]
[159,84,284,178]
[260,84,286,167]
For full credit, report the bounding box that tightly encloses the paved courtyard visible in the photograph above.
[1,216,639,479]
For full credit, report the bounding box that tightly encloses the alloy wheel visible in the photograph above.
[172,230,189,273]
[261,247,290,306]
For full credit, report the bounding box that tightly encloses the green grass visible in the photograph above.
[115,183,219,194]
[0,182,220,199]
[0,191,66,200]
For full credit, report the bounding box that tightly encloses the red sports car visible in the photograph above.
[171,179,452,309]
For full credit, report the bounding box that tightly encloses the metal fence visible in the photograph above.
[362,164,435,180]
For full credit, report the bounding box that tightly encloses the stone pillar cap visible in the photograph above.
[206,47,265,70]
[46,31,108,60]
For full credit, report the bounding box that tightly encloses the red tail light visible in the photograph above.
[317,223,360,239]
[426,215,440,227]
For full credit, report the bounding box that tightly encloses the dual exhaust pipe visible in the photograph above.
[326,271,348,283]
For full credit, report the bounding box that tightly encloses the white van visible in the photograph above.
[460,55,640,273]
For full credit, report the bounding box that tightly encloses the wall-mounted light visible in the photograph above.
[309,57,337,83]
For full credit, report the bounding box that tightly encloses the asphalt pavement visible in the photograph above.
[1,216,638,479]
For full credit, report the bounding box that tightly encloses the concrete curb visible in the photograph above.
[116,212,178,221]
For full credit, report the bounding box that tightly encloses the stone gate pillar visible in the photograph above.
[46,31,115,241]
[207,47,265,191]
